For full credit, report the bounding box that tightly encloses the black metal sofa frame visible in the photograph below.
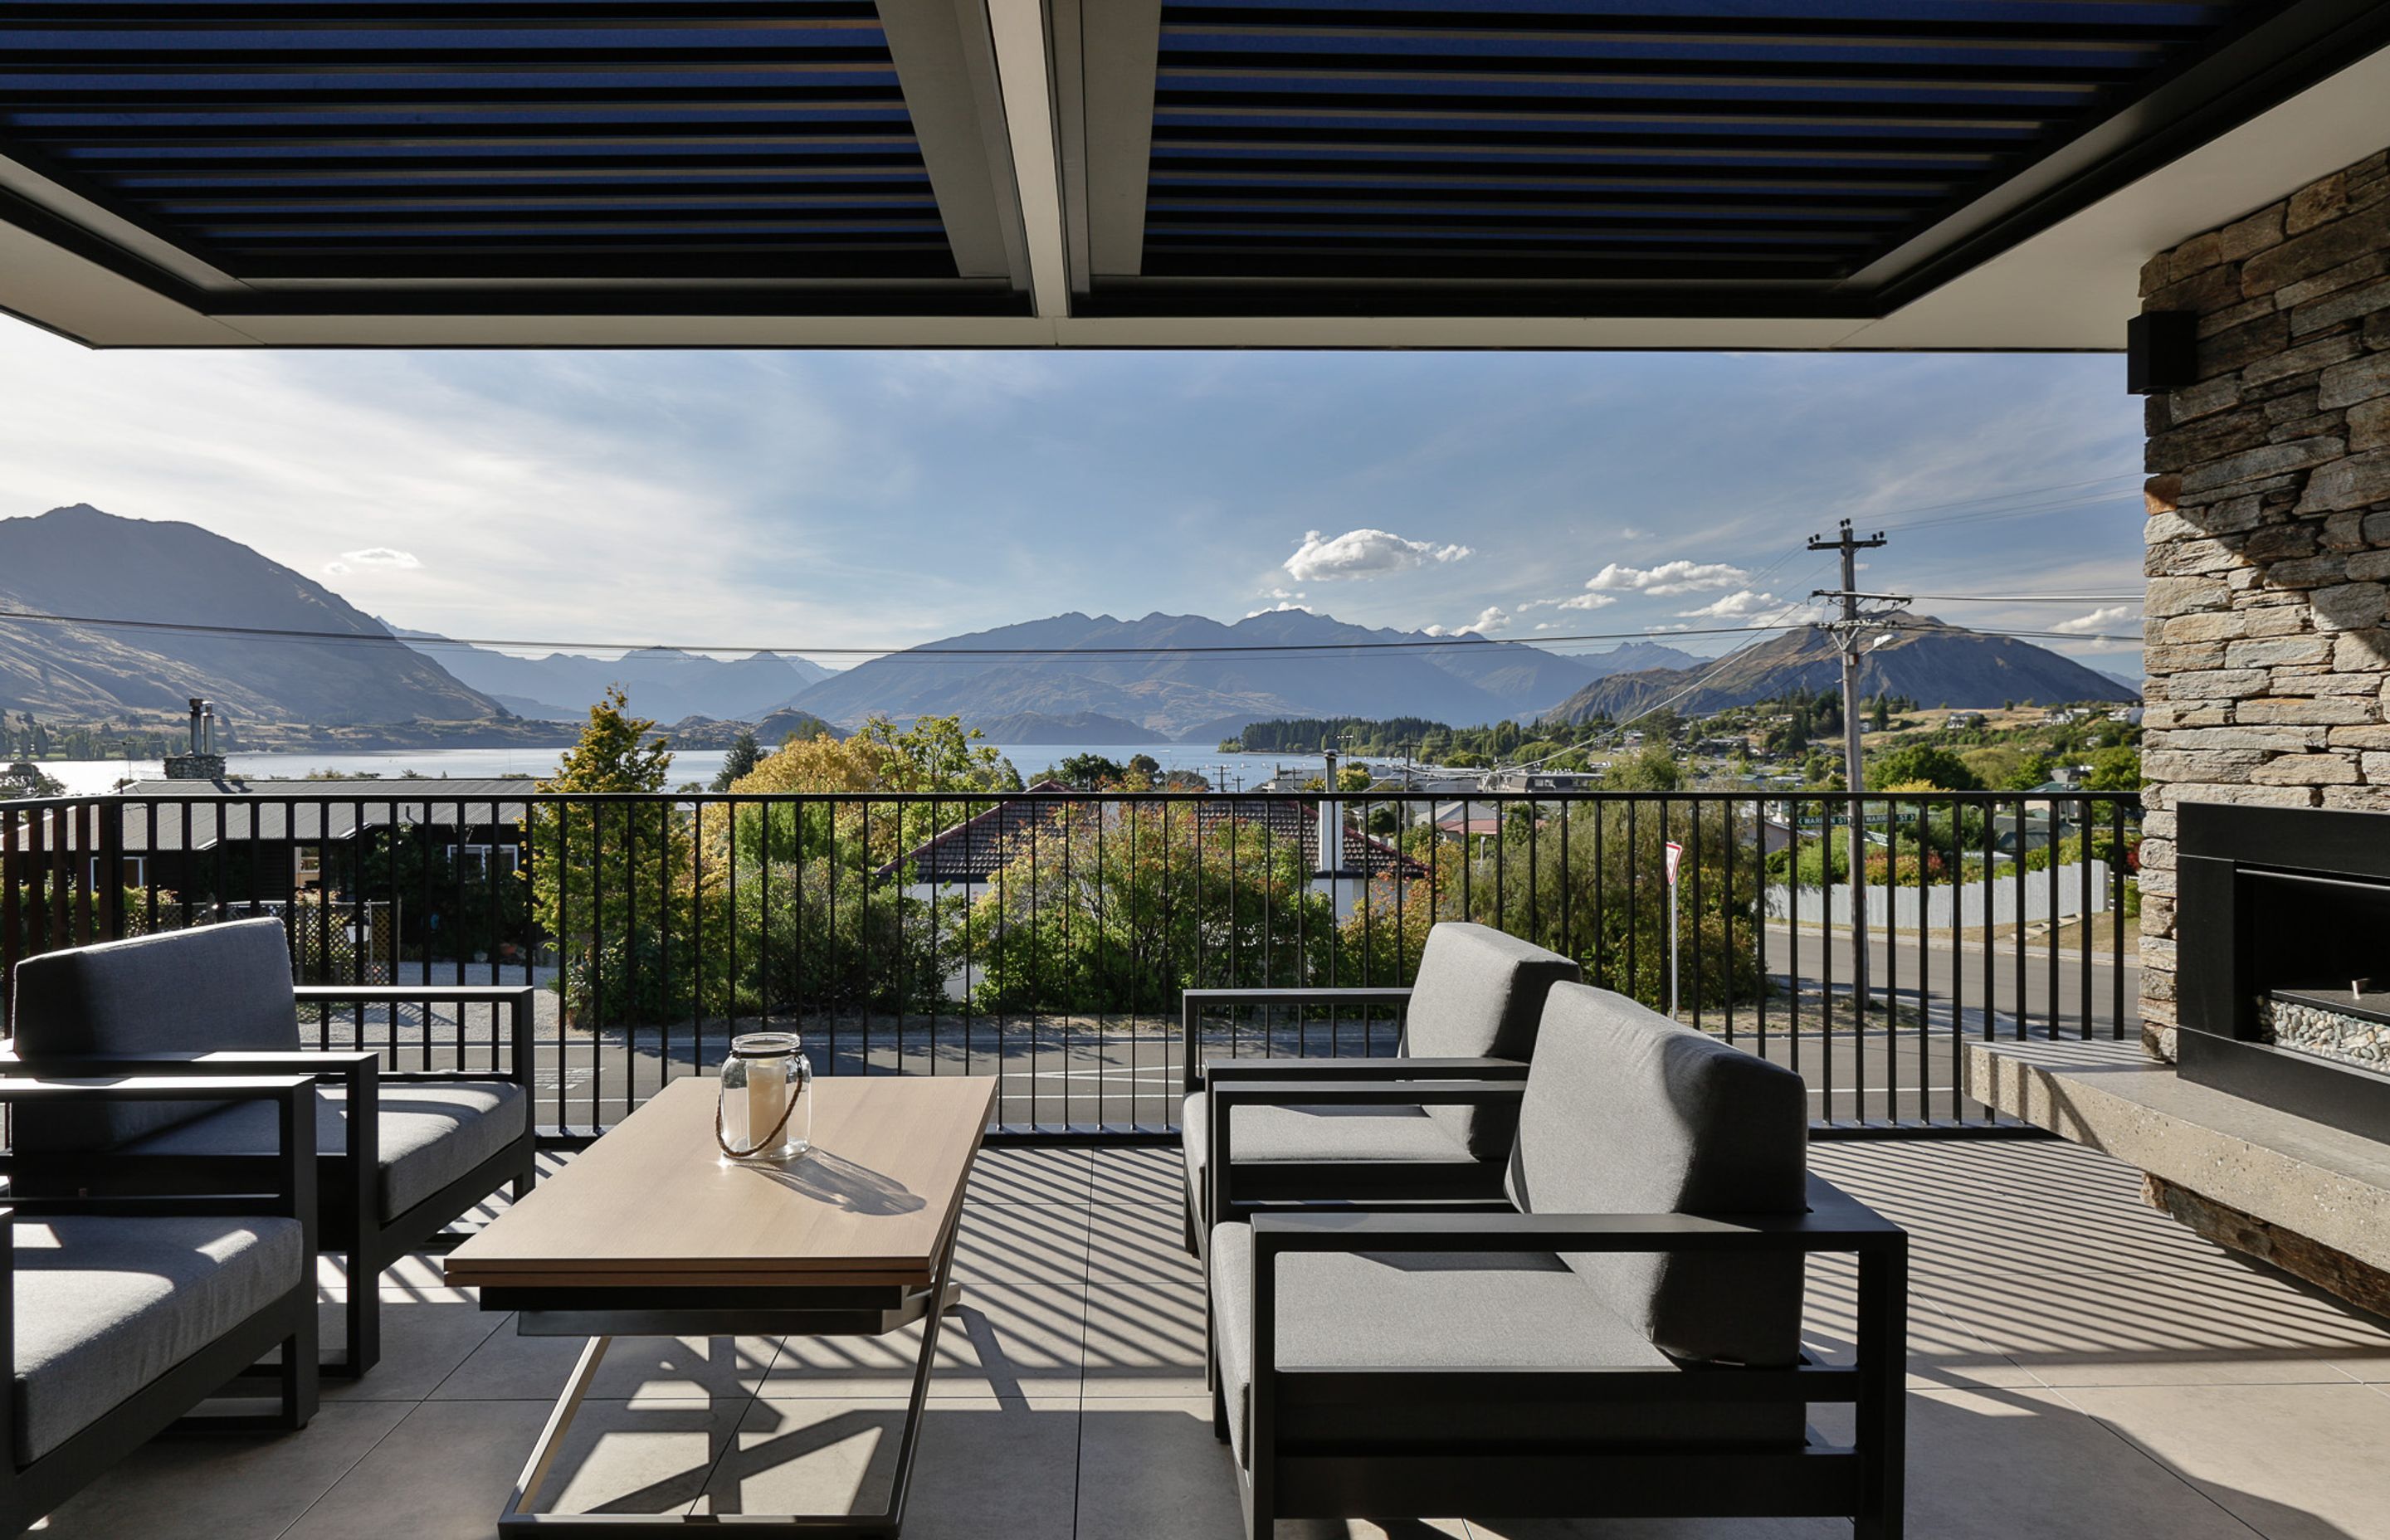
[0,1075,319,1538]
[2,979,536,1378]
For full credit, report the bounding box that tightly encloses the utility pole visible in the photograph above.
[1809,519,1892,1035]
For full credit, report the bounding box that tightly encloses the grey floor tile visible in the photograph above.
[1076,1397,1242,1540]
[432,1328,785,1402]
[318,1299,510,1401]
[763,1284,1085,1399]
[1090,1145,1188,1206]
[704,1396,1080,1538]
[1085,1201,1205,1285]
[1802,1257,2038,1391]
[968,1146,1095,1205]
[1924,1265,2385,1387]
[34,1401,412,1540]
[2061,1381,2390,1540]
[1082,1283,1210,1398]
[1466,1388,2256,1540]
[954,1199,1090,1285]
[283,1397,743,1538]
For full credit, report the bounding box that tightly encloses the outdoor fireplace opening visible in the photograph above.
[2246,870,2390,1075]
[2178,803,2390,1139]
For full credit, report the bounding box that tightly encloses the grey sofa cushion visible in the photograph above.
[1180,1090,1471,1223]
[10,919,302,1149]
[1505,982,1809,1370]
[128,1081,529,1222]
[1209,1221,1798,1468]
[12,1214,305,1465]
[1399,924,1580,1158]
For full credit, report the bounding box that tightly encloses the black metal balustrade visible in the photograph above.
[2,787,2138,1140]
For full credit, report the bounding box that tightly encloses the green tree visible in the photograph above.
[2,762,64,798]
[2002,753,2054,791]
[1864,744,1983,792]
[1869,695,1892,732]
[525,687,691,1026]
[1057,753,1128,788]
[710,730,762,792]
[1607,743,1681,792]
[2084,744,2141,792]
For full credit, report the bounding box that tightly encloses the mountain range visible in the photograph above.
[0,505,503,724]
[1542,613,2138,724]
[763,610,1697,739]
[384,626,832,724]
[0,505,2139,745]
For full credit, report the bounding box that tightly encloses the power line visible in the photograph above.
[1907,593,2141,603]
[0,605,1827,659]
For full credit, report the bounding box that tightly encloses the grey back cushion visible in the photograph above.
[1400,923,1581,1158]
[11,918,301,1149]
[1505,982,1808,1368]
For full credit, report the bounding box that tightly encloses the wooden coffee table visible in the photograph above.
[446,1074,998,1537]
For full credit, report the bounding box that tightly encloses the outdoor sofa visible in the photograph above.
[1204,980,1909,1538]
[2,918,536,1377]
[0,1073,319,1538]
[1180,920,1579,1249]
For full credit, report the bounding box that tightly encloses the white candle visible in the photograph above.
[746,1054,787,1153]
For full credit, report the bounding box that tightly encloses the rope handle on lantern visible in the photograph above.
[716,1075,807,1161]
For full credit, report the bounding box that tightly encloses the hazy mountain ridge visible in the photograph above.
[1541,616,2139,724]
[388,626,832,723]
[779,610,1699,738]
[0,505,503,724]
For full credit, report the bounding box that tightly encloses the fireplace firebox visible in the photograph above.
[2178,803,2390,1138]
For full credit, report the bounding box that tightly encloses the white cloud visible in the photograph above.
[2053,604,2139,635]
[341,547,421,568]
[1244,601,1314,617]
[1261,587,1305,601]
[1284,527,1471,582]
[1584,559,1749,596]
[1556,592,1618,612]
[1617,526,1650,541]
[1425,606,1510,636]
[1676,589,1781,620]
[321,561,351,576]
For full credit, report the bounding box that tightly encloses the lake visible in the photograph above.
[31,742,1334,797]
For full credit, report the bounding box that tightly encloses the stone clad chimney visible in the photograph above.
[163,696,227,782]
[2136,147,2390,1060]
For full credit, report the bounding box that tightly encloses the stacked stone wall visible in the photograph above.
[2139,149,2390,1058]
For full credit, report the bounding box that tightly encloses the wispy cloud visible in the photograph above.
[1676,589,1781,620]
[1586,559,1749,596]
[1284,528,1471,582]
[342,547,421,568]
[2052,604,2139,635]
[1425,606,1510,636]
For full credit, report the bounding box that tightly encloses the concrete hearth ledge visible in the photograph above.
[1967,1037,2390,1275]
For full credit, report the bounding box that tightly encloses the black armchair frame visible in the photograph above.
[0,983,536,1377]
[0,1075,319,1539]
[1230,1196,1908,1538]
[1178,987,1527,1246]
[1203,1079,1909,1540]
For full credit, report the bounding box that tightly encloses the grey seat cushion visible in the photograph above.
[1399,924,1580,1158]
[9,918,302,1148]
[1208,1221,1798,1468]
[128,1081,529,1222]
[12,1214,305,1465]
[1180,1089,1471,1222]
[1507,982,1810,1369]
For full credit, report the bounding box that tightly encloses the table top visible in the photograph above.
[445,1074,997,1291]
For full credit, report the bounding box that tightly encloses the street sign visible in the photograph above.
[1664,840,1684,885]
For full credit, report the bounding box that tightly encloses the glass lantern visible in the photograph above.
[716,1031,812,1163]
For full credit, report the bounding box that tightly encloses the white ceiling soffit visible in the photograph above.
[2,6,2387,352]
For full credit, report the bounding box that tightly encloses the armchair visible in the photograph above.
[0,1074,319,1538]
[1204,981,1909,1538]
[2,918,538,1377]
[1178,923,1578,1248]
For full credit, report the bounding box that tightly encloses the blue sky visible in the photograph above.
[0,316,2148,675]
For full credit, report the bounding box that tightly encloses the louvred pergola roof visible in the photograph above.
[1,0,2386,348]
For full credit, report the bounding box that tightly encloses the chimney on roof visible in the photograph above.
[163,696,227,782]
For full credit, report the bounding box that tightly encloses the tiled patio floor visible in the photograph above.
[34,1137,2390,1539]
